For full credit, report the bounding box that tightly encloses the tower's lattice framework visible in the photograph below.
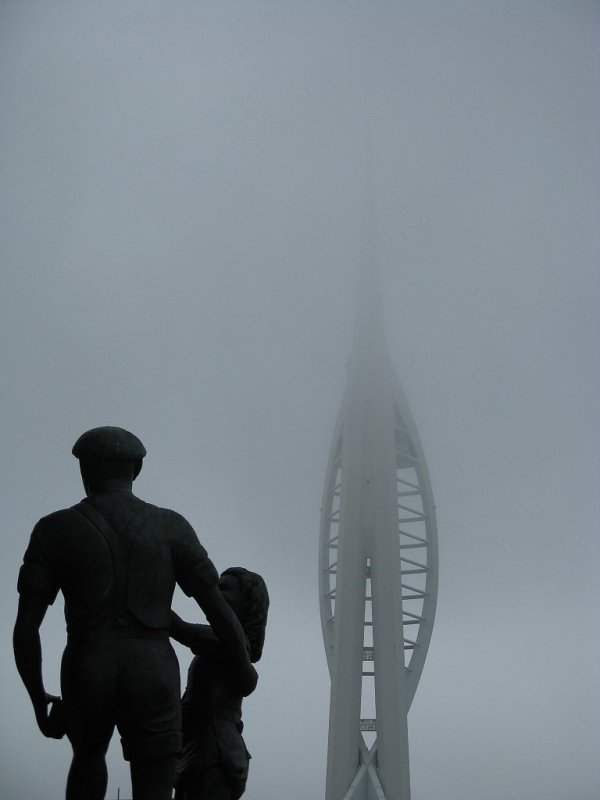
[319,267,438,800]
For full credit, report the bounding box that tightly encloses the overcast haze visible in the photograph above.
[1,2,599,799]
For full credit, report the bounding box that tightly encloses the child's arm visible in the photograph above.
[170,611,258,696]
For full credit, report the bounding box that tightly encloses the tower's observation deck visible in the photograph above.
[319,264,438,800]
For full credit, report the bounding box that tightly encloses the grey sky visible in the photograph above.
[1,2,598,799]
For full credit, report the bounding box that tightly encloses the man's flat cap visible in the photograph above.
[72,426,147,462]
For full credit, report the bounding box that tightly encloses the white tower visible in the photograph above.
[319,262,438,800]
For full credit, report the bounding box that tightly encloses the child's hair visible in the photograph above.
[221,567,269,663]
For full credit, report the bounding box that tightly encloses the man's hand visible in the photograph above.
[194,585,259,696]
[169,611,210,649]
[34,693,66,739]
[14,594,67,739]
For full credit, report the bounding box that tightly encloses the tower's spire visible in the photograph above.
[352,133,386,367]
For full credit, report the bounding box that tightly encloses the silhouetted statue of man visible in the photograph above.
[13,426,256,800]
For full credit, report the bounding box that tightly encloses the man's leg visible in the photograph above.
[62,641,115,800]
[130,754,177,800]
[122,640,182,799]
[66,748,109,800]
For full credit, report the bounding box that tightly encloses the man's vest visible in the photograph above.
[68,500,174,638]
[18,492,218,640]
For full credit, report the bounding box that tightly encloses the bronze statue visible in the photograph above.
[170,567,269,800]
[13,426,255,800]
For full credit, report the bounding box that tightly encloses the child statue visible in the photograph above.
[170,567,269,800]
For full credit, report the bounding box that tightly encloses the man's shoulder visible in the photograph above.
[150,505,196,537]
[35,506,80,531]
[109,495,197,539]
[88,492,187,520]
[25,506,84,559]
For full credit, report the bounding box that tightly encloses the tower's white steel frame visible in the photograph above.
[319,266,438,800]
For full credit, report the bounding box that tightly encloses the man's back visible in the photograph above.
[21,489,218,638]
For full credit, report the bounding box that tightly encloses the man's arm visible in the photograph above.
[193,586,258,696]
[169,612,215,649]
[13,594,65,738]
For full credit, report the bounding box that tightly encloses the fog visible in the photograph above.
[1,3,598,799]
